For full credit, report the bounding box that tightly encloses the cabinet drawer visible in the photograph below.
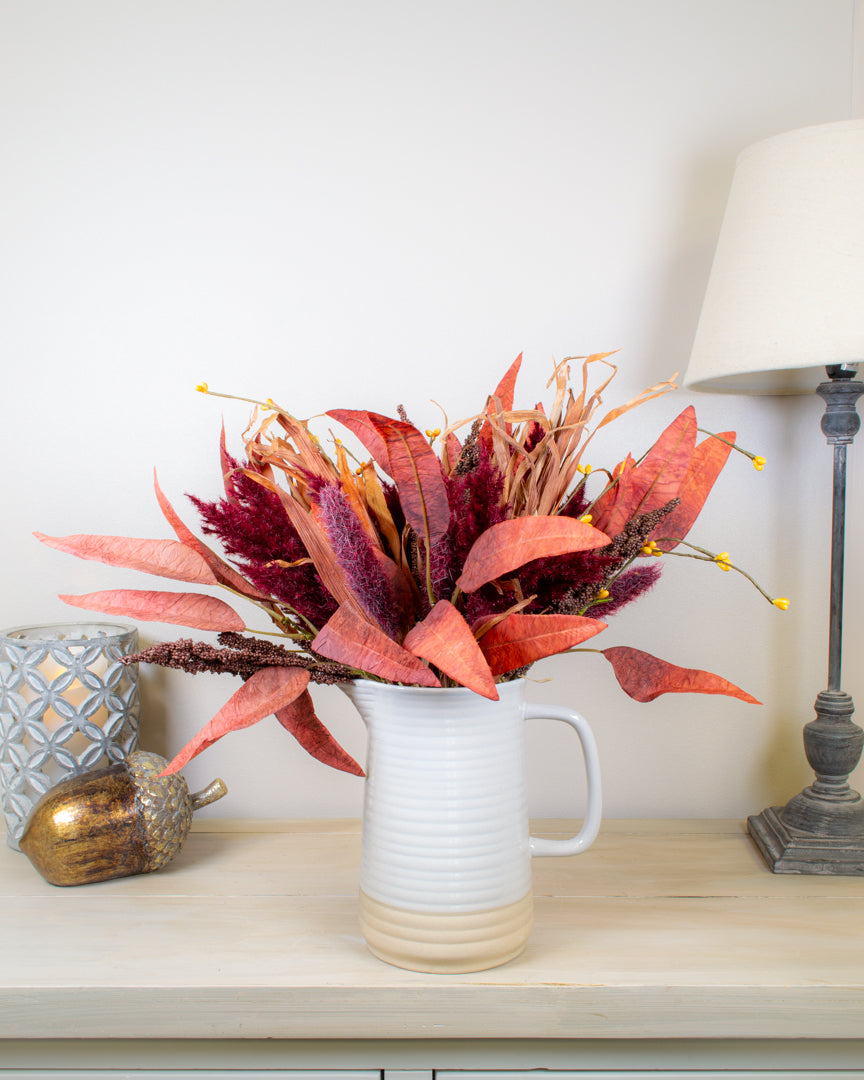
[439,1074,864,1080]
[0,1072,380,1080]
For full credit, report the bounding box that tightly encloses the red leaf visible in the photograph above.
[312,604,441,687]
[154,471,272,602]
[492,352,523,412]
[629,406,697,516]
[403,600,498,699]
[326,409,393,474]
[651,431,735,552]
[275,688,365,776]
[601,646,760,704]
[369,415,451,543]
[589,455,636,537]
[34,532,218,585]
[457,516,610,593]
[590,409,697,537]
[478,613,607,676]
[59,589,245,631]
[162,666,311,773]
[480,353,523,446]
[219,420,236,498]
[444,432,462,471]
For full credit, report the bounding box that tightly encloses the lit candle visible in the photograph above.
[0,622,140,850]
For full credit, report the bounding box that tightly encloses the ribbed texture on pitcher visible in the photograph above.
[342,679,532,915]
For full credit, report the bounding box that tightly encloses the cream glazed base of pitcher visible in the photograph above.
[359,889,534,974]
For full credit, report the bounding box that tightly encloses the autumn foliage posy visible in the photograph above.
[37,353,774,778]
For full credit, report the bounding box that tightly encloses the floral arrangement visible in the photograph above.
[36,353,784,778]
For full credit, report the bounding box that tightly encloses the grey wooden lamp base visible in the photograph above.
[748,808,864,875]
[748,690,864,875]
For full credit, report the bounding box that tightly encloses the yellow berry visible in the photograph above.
[196,382,209,393]
[577,463,592,474]
[579,514,593,524]
[773,597,790,610]
[598,589,610,600]
[753,456,766,470]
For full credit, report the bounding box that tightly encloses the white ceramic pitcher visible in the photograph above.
[341,678,602,973]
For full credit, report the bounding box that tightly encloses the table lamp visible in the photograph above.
[683,119,864,874]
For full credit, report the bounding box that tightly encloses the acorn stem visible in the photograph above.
[190,778,228,811]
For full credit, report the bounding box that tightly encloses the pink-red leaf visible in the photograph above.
[477,613,607,676]
[601,646,760,704]
[403,600,498,699]
[628,406,697,517]
[457,516,610,593]
[326,409,393,474]
[275,688,365,776]
[162,666,311,773]
[34,532,218,585]
[154,471,272,602]
[312,604,441,687]
[651,431,735,552]
[59,589,245,631]
[369,415,451,543]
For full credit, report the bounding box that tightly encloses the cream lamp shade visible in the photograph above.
[684,119,864,395]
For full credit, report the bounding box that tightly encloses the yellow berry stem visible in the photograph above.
[696,428,765,469]
[654,538,784,607]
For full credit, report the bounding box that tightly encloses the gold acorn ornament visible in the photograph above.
[19,750,227,886]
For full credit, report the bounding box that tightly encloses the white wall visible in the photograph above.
[1,0,860,821]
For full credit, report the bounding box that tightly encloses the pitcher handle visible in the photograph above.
[525,703,602,857]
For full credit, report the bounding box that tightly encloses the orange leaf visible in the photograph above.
[594,373,677,430]
[477,613,608,676]
[34,532,218,585]
[457,516,611,593]
[369,415,451,543]
[403,600,498,699]
[327,409,393,473]
[154,471,272,602]
[274,688,365,776]
[162,667,311,773]
[59,589,245,631]
[312,604,441,687]
[601,646,760,704]
[360,460,402,561]
[273,484,357,611]
[651,431,735,552]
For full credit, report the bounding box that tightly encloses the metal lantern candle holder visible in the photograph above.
[0,622,140,850]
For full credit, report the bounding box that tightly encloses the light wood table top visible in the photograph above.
[1,818,863,1040]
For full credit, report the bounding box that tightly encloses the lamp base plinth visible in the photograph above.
[747,805,864,875]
